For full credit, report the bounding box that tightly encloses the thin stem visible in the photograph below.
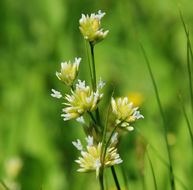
[103,125,121,190]
[137,38,175,190]
[186,34,193,114]
[99,171,105,190]
[0,179,9,190]
[85,41,94,90]
[89,42,101,125]
[103,126,117,161]
[178,92,193,152]
[101,103,111,162]
[146,148,158,190]
[111,166,121,190]
[135,128,188,190]
[179,8,193,62]
[71,85,74,91]
[90,43,97,90]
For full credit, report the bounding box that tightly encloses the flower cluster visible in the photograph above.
[73,136,122,176]
[62,79,104,121]
[79,10,109,45]
[111,97,144,130]
[56,57,81,87]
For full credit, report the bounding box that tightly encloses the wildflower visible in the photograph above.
[72,139,83,151]
[76,116,85,125]
[111,97,144,130]
[61,79,103,121]
[79,10,109,45]
[51,89,62,99]
[56,57,81,87]
[73,136,122,177]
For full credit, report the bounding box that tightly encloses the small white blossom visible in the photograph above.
[133,110,144,119]
[51,89,62,99]
[126,126,134,131]
[76,116,85,125]
[85,136,93,147]
[97,77,106,89]
[72,139,83,151]
[111,132,118,143]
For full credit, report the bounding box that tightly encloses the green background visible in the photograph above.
[0,0,193,189]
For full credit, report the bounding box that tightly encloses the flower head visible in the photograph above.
[73,136,122,177]
[56,57,81,87]
[111,97,144,130]
[79,10,109,45]
[61,80,103,121]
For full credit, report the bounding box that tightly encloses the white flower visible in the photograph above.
[133,110,144,119]
[74,136,122,177]
[111,132,118,143]
[72,139,83,151]
[61,80,103,121]
[51,89,62,99]
[111,96,144,128]
[79,10,109,45]
[56,57,81,86]
[97,77,106,89]
[76,116,85,125]
[85,136,93,147]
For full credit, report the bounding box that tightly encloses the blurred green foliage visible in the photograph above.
[0,0,193,189]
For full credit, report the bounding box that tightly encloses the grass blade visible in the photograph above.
[146,146,158,190]
[137,36,176,190]
[0,179,9,190]
[178,92,193,152]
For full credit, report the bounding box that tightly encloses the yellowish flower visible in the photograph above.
[61,79,104,121]
[56,57,81,87]
[111,97,144,130]
[73,136,122,177]
[79,10,109,45]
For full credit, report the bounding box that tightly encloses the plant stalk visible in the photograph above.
[111,166,121,190]
[138,38,175,190]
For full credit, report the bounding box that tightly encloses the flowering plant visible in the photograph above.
[51,10,143,190]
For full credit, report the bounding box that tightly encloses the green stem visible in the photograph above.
[90,43,97,90]
[135,128,188,190]
[111,166,121,190]
[186,34,193,114]
[138,39,175,190]
[0,179,9,190]
[99,171,105,190]
[103,125,121,190]
[178,93,193,152]
[146,148,158,190]
[101,100,112,161]
[85,41,94,90]
[179,8,193,63]
[89,42,101,126]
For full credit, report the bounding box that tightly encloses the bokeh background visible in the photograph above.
[0,0,193,189]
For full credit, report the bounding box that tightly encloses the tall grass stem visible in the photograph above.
[137,37,175,190]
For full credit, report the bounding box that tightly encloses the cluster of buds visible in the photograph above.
[72,136,122,177]
[51,10,144,180]
[79,10,109,45]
